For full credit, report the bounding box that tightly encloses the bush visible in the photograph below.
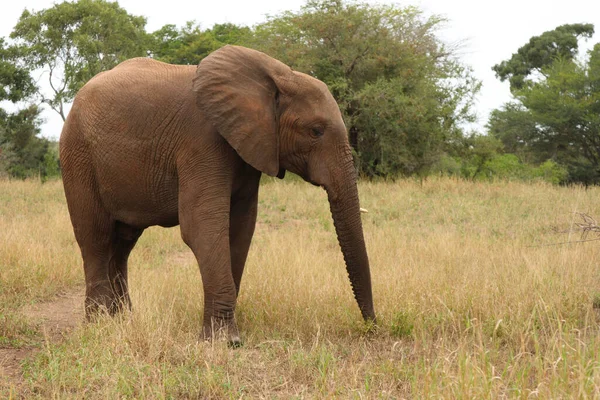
[533,160,569,184]
[430,154,462,177]
[430,153,569,184]
[40,144,60,182]
[477,155,568,184]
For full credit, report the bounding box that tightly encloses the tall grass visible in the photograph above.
[2,178,600,397]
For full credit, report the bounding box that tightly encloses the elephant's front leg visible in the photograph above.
[179,189,240,346]
[230,172,261,296]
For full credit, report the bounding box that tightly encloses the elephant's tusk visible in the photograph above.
[360,208,369,213]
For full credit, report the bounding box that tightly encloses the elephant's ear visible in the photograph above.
[193,45,292,177]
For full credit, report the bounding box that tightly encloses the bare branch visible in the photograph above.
[533,212,600,247]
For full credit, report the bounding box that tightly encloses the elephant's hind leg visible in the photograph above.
[63,189,108,315]
[63,171,140,316]
[73,209,117,318]
[108,222,144,312]
[78,220,143,317]
[61,118,143,317]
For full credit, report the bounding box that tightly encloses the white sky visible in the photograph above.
[1,0,599,139]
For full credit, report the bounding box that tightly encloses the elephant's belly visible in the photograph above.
[96,169,180,229]
[88,134,182,228]
[111,204,179,229]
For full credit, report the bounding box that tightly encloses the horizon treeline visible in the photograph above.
[1,0,598,185]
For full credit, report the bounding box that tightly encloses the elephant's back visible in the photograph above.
[93,57,196,87]
[77,58,196,113]
[69,58,197,141]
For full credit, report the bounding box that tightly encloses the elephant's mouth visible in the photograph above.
[305,169,325,188]
[301,171,322,187]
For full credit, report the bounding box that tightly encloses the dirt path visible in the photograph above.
[0,290,85,387]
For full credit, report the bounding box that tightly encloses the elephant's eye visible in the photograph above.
[311,127,324,138]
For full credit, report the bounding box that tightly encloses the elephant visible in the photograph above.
[60,45,375,345]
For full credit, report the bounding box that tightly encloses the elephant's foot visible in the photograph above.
[202,317,242,347]
[85,295,131,319]
[84,281,131,319]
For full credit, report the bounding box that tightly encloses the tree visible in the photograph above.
[520,48,600,184]
[0,106,49,179]
[9,0,149,120]
[150,22,252,65]
[489,24,600,185]
[458,134,503,180]
[354,77,448,176]
[0,124,16,177]
[0,38,35,102]
[249,0,480,178]
[492,23,594,92]
[487,102,547,164]
[1,37,50,179]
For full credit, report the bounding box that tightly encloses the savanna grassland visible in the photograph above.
[1,177,600,398]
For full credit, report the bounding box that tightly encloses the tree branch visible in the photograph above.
[345,46,370,76]
[47,63,66,121]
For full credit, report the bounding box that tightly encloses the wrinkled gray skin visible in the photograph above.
[60,45,375,345]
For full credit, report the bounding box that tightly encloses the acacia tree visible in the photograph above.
[492,23,594,92]
[249,0,480,177]
[490,25,600,184]
[9,0,149,120]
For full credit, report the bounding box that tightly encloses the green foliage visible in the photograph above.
[492,23,594,92]
[0,36,42,179]
[435,134,568,184]
[487,102,545,164]
[9,0,149,120]
[483,154,530,180]
[481,155,568,183]
[40,142,61,182]
[429,154,462,177]
[490,25,600,185]
[354,78,447,177]
[519,54,600,182]
[250,0,480,178]
[150,22,252,65]
[534,160,569,184]
[0,130,16,178]
[0,105,57,180]
[0,38,35,102]
[454,134,503,180]
[450,154,567,184]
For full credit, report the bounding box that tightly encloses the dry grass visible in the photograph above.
[2,177,600,398]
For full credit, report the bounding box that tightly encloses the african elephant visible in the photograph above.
[60,45,375,345]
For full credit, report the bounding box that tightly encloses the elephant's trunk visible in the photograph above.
[325,147,375,322]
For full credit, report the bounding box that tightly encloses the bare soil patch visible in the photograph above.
[0,289,84,387]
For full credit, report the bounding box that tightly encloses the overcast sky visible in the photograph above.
[1,0,599,139]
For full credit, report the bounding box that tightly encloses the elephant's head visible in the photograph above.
[193,45,375,322]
